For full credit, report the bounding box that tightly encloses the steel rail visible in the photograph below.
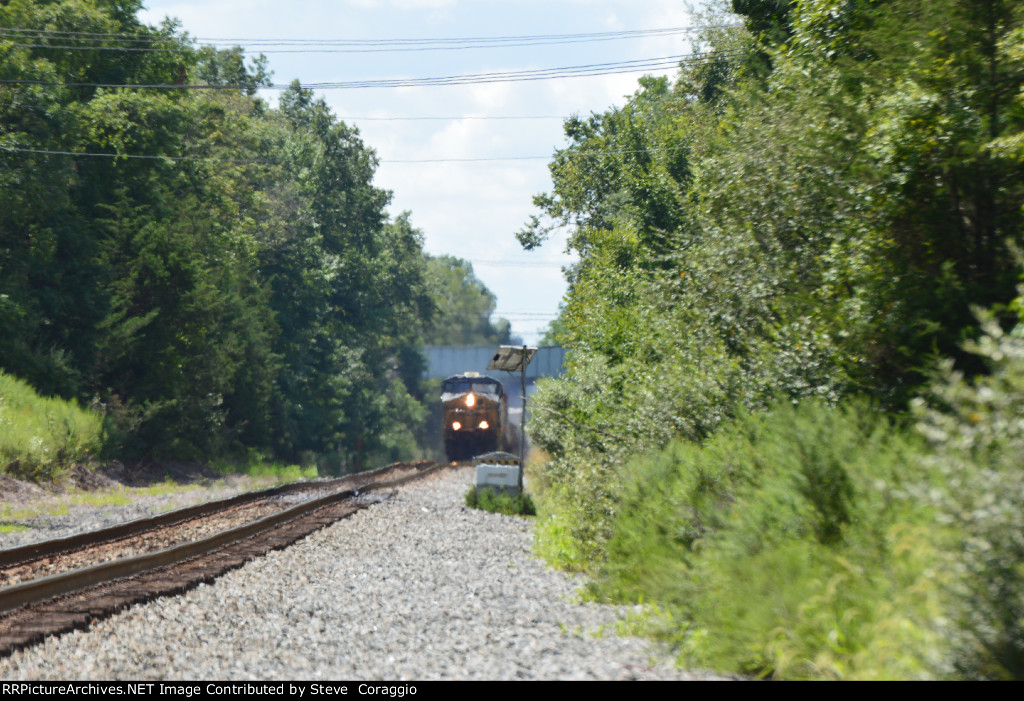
[0,462,445,613]
[0,460,431,568]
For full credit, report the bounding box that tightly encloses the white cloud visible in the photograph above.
[137,0,701,340]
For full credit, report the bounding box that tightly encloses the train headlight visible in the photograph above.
[465,393,476,407]
[478,420,489,430]
[451,421,461,431]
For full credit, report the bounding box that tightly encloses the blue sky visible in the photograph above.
[138,0,700,344]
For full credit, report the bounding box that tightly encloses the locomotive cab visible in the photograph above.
[441,373,507,461]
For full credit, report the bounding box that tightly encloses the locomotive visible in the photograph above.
[440,372,512,461]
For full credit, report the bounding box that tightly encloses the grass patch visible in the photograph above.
[210,455,318,486]
[0,487,147,522]
[0,372,103,481]
[71,489,133,508]
[0,502,69,522]
[130,480,206,498]
[0,480,218,523]
[465,486,537,517]
[0,459,315,526]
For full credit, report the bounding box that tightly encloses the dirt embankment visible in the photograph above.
[1,460,233,504]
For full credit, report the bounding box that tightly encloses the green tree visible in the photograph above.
[1,1,440,466]
[864,0,1024,394]
[422,255,513,346]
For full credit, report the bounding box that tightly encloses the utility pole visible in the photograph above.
[519,344,527,493]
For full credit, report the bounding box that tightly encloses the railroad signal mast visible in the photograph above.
[487,345,537,492]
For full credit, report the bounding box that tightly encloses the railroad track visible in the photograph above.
[0,460,448,657]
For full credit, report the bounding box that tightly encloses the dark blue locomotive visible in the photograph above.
[440,373,513,461]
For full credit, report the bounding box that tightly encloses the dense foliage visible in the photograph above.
[0,371,103,481]
[597,399,950,679]
[0,0,512,472]
[914,301,1024,678]
[423,255,515,347]
[523,0,1024,679]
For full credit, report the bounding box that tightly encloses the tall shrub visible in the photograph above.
[914,299,1024,679]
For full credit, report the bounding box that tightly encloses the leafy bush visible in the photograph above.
[464,486,537,517]
[589,399,950,679]
[533,302,1024,679]
[0,372,104,481]
[913,304,1024,679]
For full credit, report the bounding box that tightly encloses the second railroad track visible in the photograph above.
[0,460,448,657]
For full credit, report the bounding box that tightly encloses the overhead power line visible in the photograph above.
[471,258,572,265]
[0,24,740,54]
[0,24,719,42]
[492,313,560,319]
[471,262,570,269]
[297,55,707,89]
[339,114,565,122]
[0,143,688,165]
[0,51,736,91]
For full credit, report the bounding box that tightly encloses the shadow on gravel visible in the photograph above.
[98,460,225,489]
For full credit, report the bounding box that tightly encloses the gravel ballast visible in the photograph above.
[0,467,723,680]
[0,480,260,551]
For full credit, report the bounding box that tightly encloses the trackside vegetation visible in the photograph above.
[521,0,1024,680]
[464,486,537,517]
[5,0,1024,680]
[0,0,511,478]
[0,372,103,481]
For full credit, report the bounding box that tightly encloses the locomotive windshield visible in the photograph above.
[442,376,502,396]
